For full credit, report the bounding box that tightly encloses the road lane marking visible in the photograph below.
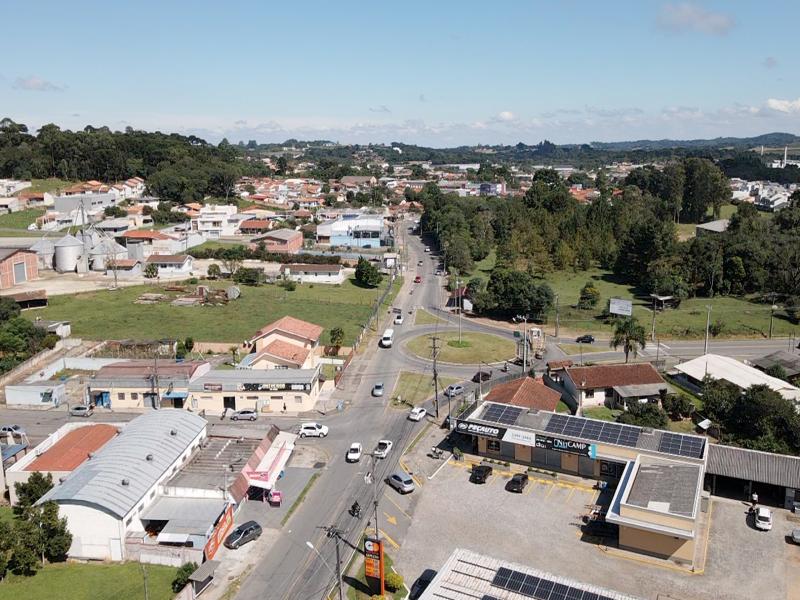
[378,529,400,549]
[382,491,413,520]
[383,512,398,525]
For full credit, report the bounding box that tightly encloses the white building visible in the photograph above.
[279,263,346,284]
[0,179,31,196]
[145,254,193,276]
[190,205,249,238]
[38,410,207,561]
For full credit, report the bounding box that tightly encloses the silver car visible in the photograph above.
[387,470,415,494]
[231,409,258,421]
[69,405,94,418]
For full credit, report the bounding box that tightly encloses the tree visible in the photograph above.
[233,267,264,286]
[385,571,404,593]
[0,521,13,581]
[610,317,647,363]
[14,472,53,517]
[144,262,158,278]
[355,257,383,287]
[184,337,194,352]
[618,402,668,429]
[207,263,221,279]
[0,297,20,321]
[329,327,344,353]
[220,246,246,275]
[172,562,198,593]
[577,281,600,309]
[661,393,694,420]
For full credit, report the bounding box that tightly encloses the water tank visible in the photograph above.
[54,234,84,273]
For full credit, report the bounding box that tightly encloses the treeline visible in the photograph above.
[0,118,267,202]
[191,244,341,265]
[718,152,800,185]
[0,298,59,375]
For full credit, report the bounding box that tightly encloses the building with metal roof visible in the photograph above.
[38,410,207,561]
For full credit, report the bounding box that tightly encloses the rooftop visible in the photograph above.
[122,230,173,240]
[262,228,300,240]
[625,458,701,517]
[28,424,118,472]
[145,254,190,265]
[707,443,800,490]
[253,315,324,343]
[257,339,310,367]
[281,263,342,273]
[750,350,800,378]
[484,377,561,412]
[189,368,318,392]
[565,363,665,390]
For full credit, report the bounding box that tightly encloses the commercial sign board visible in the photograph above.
[535,435,597,458]
[237,382,311,392]
[203,383,223,392]
[609,298,633,317]
[203,504,234,560]
[364,537,385,595]
[502,428,537,448]
[455,420,506,439]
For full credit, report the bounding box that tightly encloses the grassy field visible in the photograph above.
[26,277,402,345]
[22,179,75,194]
[414,309,445,326]
[405,331,516,364]
[582,406,621,421]
[0,208,45,230]
[455,248,496,280]
[190,240,246,253]
[0,505,13,524]
[391,371,459,406]
[0,562,175,600]
[540,268,799,339]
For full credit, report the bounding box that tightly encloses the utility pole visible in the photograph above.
[769,304,777,339]
[651,297,657,342]
[703,305,712,355]
[554,294,560,339]
[457,278,463,344]
[318,526,345,600]
[431,336,440,419]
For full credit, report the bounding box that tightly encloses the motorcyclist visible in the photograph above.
[351,500,361,516]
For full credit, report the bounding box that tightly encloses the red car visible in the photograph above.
[414,275,422,283]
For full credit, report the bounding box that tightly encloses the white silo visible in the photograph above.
[30,238,55,270]
[90,239,128,271]
[54,234,84,273]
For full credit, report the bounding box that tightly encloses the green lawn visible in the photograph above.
[556,400,571,414]
[193,240,247,253]
[405,331,516,364]
[22,179,75,194]
[414,309,445,326]
[0,208,45,230]
[582,406,621,421]
[0,505,13,524]
[0,562,176,600]
[391,371,459,406]
[457,248,496,280]
[26,277,401,345]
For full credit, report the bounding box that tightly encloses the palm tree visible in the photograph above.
[610,317,647,363]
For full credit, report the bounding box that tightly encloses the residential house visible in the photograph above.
[0,197,21,214]
[121,230,177,260]
[0,247,39,289]
[190,205,248,238]
[0,179,31,196]
[279,263,345,284]
[239,219,273,235]
[562,363,667,410]
[17,191,54,208]
[105,259,142,279]
[241,316,323,370]
[145,254,193,276]
[315,214,386,248]
[255,228,303,254]
[483,376,562,412]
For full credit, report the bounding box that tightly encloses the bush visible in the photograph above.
[172,562,198,593]
[384,571,404,593]
[279,279,297,291]
[188,277,198,285]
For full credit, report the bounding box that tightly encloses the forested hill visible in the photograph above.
[590,132,800,152]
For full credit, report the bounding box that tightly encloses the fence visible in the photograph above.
[0,338,82,390]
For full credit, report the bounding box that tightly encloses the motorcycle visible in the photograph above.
[349,503,362,518]
[429,447,444,459]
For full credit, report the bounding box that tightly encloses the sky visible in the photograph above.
[2,0,799,147]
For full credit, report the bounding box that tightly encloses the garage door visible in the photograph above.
[13,261,26,284]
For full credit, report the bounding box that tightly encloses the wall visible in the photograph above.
[60,504,123,560]
[0,252,38,289]
[618,526,695,564]
[26,356,118,382]
[5,383,65,407]
[0,338,81,390]
[189,387,318,414]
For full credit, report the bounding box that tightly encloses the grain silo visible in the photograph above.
[54,234,84,273]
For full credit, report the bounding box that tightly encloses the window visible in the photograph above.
[126,517,133,526]
[118,392,126,401]
[149,490,155,499]
[131,393,139,401]
[585,389,594,399]
[137,504,144,513]
[487,440,501,452]
[270,395,282,401]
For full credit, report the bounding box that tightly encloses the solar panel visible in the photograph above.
[545,414,570,434]
[550,583,570,600]
[508,569,526,592]
[658,432,705,459]
[493,567,512,588]
[565,589,584,600]
[481,404,523,426]
[491,567,627,600]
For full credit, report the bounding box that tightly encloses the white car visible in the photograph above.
[346,443,362,463]
[408,407,427,422]
[394,314,404,325]
[299,423,329,438]
[755,507,773,531]
[424,247,430,252]
[0,424,25,436]
[374,440,393,459]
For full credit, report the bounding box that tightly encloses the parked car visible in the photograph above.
[0,425,25,436]
[408,407,427,422]
[231,409,258,421]
[444,384,464,397]
[346,443,362,463]
[374,439,394,458]
[410,569,437,600]
[69,405,94,418]
[470,464,493,484]
[506,473,529,493]
[576,334,595,344]
[224,521,262,549]
[417,260,423,266]
[387,470,415,494]
[791,528,800,544]
[394,314,404,325]
[472,370,492,383]
[424,247,430,253]
[299,423,329,438]
[414,275,422,283]
[755,507,773,531]
[372,383,385,397]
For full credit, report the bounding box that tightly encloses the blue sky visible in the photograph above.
[2,0,799,146]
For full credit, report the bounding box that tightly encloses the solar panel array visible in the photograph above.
[492,567,615,600]
[480,403,524,426]
[658,432,705,459]
[544,414,641,448]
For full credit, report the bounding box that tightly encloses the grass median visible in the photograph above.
[405,331,516,364]
[391,371,459,407]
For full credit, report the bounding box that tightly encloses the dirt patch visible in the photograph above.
[289,444,329,468]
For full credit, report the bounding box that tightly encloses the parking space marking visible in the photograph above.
[524,481,535,495]
[378,529,400,549]
[546,485,555,498]
[567,488,575,502]
[382,492,412,521]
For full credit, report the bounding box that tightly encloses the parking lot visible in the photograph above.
[393,459,799,600]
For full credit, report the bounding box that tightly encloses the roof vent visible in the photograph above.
[145,453,154,461]
[642,427,654,435]
[121,478,130,486]
[59,476,66,483]
[87,452,95,459]
[170,429,178,436]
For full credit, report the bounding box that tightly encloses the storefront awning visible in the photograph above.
[156,532,191,544]
[163,391,188,399]
[246,431,297,490]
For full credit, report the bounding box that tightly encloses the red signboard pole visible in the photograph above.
[364,536,385,595]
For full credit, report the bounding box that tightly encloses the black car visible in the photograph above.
[224,520,262,549]
[470,464,493,484]
[472,370,492,383]
[410,569,437,599]
[576,334,595,344]
[506,473,529,493]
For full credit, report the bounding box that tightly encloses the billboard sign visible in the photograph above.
[364,537,385,595]
[455,420,506,439]
[203,504,234,560]
[535,435,597,458]
[609,298,633,317]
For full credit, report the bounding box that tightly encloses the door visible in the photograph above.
[223,396,236,410]
[109,538,122,561]
[13,262,26,284]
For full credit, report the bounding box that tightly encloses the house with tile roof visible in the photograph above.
[484,376,562,412]
[243,316,324,370]
[562,362,667,409]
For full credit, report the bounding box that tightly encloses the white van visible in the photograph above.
[380,329,394,348]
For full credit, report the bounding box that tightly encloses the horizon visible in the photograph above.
[2,1,800,146]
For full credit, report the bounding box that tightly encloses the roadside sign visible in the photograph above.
[364,537,385,595]
[609,298,633,317]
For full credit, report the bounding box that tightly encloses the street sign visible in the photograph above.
[609,298,633,317]
[364,537,385,595]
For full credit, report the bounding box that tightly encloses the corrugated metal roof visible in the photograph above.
[39,410,206,518]
[707,444,800,489]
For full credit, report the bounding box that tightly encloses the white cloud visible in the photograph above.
[496,110,515,122]
[368,105,391,114]
[13,76,63,92]
[657,3,734,35]
[766,98,800,114]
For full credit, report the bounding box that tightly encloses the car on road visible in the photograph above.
[69,405,94,418]
[435,269,442,276]
[470,464,493,484]
[410,569,437,600]
[372,383,385,397]
[408,407,427,421]
[231,409,258,421]
[374,439,393,458]
[387,470,415,494]
[791,529,800,544]
[424,247,430,252]
[346,443,362,462]
[394,314,404,325]
[417,260,423,266]
[299,423,329,438]
[575,334,595,344]
[444,384,464,397]
[414,275,422,283]
[224,520,262,549]
[472,369,492,383]
[755,506,773,531]
[506,473,529,493]
[0,424,25,437]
